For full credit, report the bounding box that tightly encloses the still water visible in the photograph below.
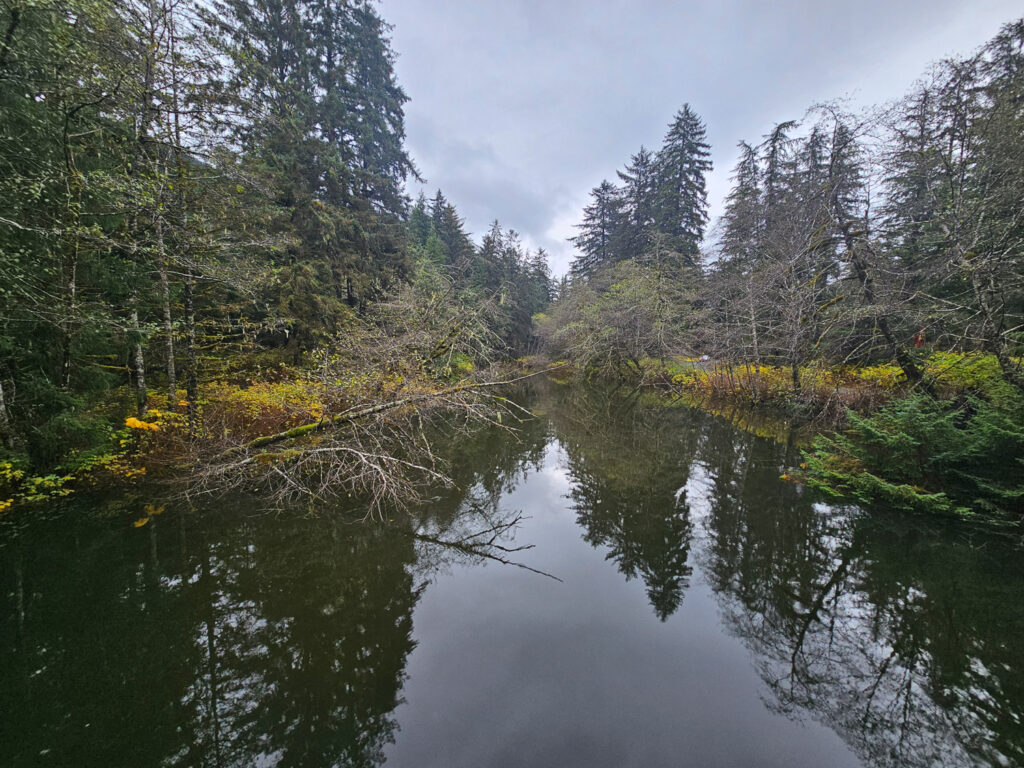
[1,382,1022,767]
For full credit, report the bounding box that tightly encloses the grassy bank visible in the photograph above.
[648,351,1017,420]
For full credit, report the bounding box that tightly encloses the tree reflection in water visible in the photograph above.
[0,405,552,768]
[545,381,1024,767]
[2,382,1023,768]
[548,385,697,620]
[677,391,1024,768]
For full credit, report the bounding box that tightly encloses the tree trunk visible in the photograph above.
[826,119,926,389]
[60,245,77,390]
[0,377,13,449]
[167,2,197,427]
[346,275,356,307]
[60,97,83,392]
[129,288,147,418]
[0,6,20,74]
[846,243,926,387]
[835,214,927,388]
[972,267,1024,390]
[747,273,761,373]
[158,239,176,400]
[184,271,199,434]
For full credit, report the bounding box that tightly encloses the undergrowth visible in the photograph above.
[800,394,1024,523]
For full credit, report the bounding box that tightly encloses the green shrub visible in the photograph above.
[802,393,1024,522]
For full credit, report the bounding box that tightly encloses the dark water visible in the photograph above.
[2,383,1023,768]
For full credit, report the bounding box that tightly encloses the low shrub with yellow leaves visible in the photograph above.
[125,416,160,431]
[925,352,1016,401]
[198,367,425,445]
[0,406,154,513]
[850,363,905,388]
[0,459,74,508]
[201,378,330,442]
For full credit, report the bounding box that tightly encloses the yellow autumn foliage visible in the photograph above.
[125,416,160,431]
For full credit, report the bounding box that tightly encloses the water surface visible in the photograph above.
[2,383,1022,767]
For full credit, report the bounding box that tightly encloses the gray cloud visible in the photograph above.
[385,0,1021,275]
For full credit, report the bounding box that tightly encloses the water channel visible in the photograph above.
[2,382,1021,767]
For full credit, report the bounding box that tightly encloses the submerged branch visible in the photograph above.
[410,519,563,582]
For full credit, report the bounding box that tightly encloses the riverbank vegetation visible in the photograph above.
[0,0,551,511]
[2,2,1022,526]
[538,19,1024,523]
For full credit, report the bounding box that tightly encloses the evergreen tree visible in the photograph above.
[429,190,475,268]
[423,229,446,265]
[529,249,553,307]
[208,0,416,354]
[429,189,449,230]
[880,82,948,283]
[569,180,625,279]
[956,22,1024,386]
[341,1,420,214]
[653,104,712,265]
[616,146,659,256]
[719,141,763,267]
[408,192,432,247]
[473,220,507,292]
[760,120,799,221]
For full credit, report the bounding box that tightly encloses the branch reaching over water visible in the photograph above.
[222,365,563,457]
[190,365,564,515]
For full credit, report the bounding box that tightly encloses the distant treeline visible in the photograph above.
[540,18,1024,521]
[544,18,1023,394]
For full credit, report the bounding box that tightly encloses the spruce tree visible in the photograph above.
[208,0,417,354]
[719,141,763,267]
[653,104,712,265]
[760,120,799,221]
[881,83,947,274]
[616,146,659,257]
[408,192,432,247]
[569,180,624,279]
[528,249,553,310]
[341,1,419,214]
[429,190,475,268]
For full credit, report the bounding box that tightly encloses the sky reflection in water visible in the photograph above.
[1,383,1021,768]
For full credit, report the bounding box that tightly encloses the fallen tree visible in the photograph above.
[175,285,564,515]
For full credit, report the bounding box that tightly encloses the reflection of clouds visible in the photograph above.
[550,387,699,621]
[680,460,715,524]
[736,556,976,768]
[409,410,555,579]
[7,384,1022,768]
[539,441,573,496]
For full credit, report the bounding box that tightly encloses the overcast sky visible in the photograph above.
[383,0,1021,275]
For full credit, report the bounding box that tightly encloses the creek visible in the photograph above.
[2,381,1021,767]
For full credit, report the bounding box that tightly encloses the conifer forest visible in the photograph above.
[1,4,1024,767]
